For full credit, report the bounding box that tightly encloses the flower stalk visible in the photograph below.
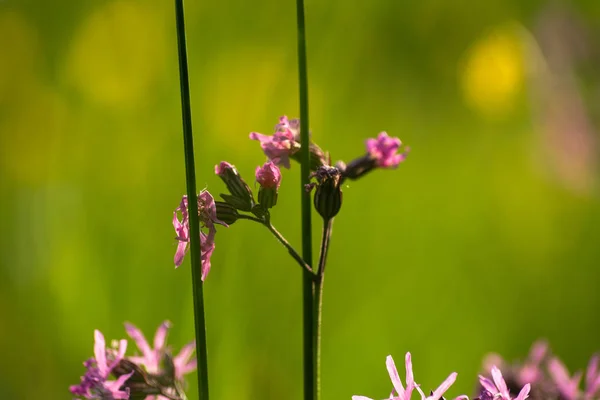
[173,0,209,398]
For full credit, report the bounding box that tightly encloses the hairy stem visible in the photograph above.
[265,222,315,276]
[174,0,209,398]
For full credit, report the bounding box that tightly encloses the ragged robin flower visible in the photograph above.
[70,330,133,399]
[342,132,409,181]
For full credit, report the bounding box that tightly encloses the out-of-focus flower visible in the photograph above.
[250,120,299,168]
[342,132,408,181]
[70,330,133,399]
[250,116,326,170]
[215,161,255,211]
[548,358,582,400]
[173,191,226,280]
[125,321,197,385]
[352,353,466,400]
[479,366,531,400]
[366,132,408,168]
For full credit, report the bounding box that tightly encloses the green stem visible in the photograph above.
[314,218,333,399]
[265,222,315,276]
[173,1,209,399]
[295,0,314,398]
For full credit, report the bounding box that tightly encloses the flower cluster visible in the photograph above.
[353,353,468,400]
[478,341,600,400]
[172,115,408,281]
[70,322,196,400]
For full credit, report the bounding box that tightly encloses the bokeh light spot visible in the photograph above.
[460,23,526,117]
[63,1,167,106]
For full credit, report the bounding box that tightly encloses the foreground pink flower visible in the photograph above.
[249,116,300,168]
[353,353,467,400]
[70,330,133,399]
[548,357,583,400]
[173,190,225,280]
[125,321,197,382]
[479,366,531,400]
[366,132,408,169]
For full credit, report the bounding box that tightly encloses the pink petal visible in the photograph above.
[491,367,510,399]
[94,330,108,375]
[386,355,406,397]
[479,376,498,394]
[429,372,457,400]
[125,322,153,360]
[586,355,599,393]
[405,352,415,398]
[174,341,196,369]
[153,321,171,350]
[352,397,374,400]
[106,371,134,396]
[174,240,189,267]
[514,384,531,400]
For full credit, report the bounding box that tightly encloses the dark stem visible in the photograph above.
[313,218,333,399]
[173,0,209,399]
[295,0,314,398]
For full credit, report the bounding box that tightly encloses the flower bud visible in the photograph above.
[214,161,255,211]
[215,201,240,225]
[289,142,327,171]
[255,161,281,209]
[310,166,343,220]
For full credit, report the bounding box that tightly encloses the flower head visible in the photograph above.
[250,116,300,168]
[479,366,531,400]
[255,161,282,189]
[353,353,466,400]
[70,330,133,399]
[173,191,225,280]
[214,161,255,211]
[125,321,197,384]
[366,132,408,169]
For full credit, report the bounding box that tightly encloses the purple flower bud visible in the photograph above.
[309,166,342,220]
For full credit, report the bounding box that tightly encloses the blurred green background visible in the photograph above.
[1,0,600,398]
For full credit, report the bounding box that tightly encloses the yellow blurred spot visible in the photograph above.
[460,24,526,117]
[63,1,167,106]
[0,11,39,104]
[0,85,68,183]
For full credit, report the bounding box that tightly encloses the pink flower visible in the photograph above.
[365,132,408,168]
[518,340,549,385]
[479,366,531,400]
[353,353,466,400]
[255,161,282,189]
[249,116,300,168]
[125,321,197,383]
[173,190,225,280]
[548,358,582,400]
[70,330,133,399]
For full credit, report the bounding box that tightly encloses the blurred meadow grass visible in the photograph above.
[1,0,600,399]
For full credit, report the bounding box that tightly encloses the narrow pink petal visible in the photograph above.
[514,384,531,400]
[249,132,270,142]
[108,338,128,371]
[478,376,498,394]
[352,397,374,400]
[174,341,196,371]
[153,321,171,350]
[428,372,457,400]
[94,330,108,375]
[125,322,153,360]
[586,355,599,392]
[454,396,469,400]
[491,367,510,399]
[386,355,406,397]
[106,371,134,393]
[529,340,548,364]
[405,352,415,398]
[174,241,188,267]
[177,358,197,378]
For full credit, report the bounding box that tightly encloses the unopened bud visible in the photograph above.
[215,161,255,211]
[310,166,343,220]
[215,201,240,225]
[255,161,281,209]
